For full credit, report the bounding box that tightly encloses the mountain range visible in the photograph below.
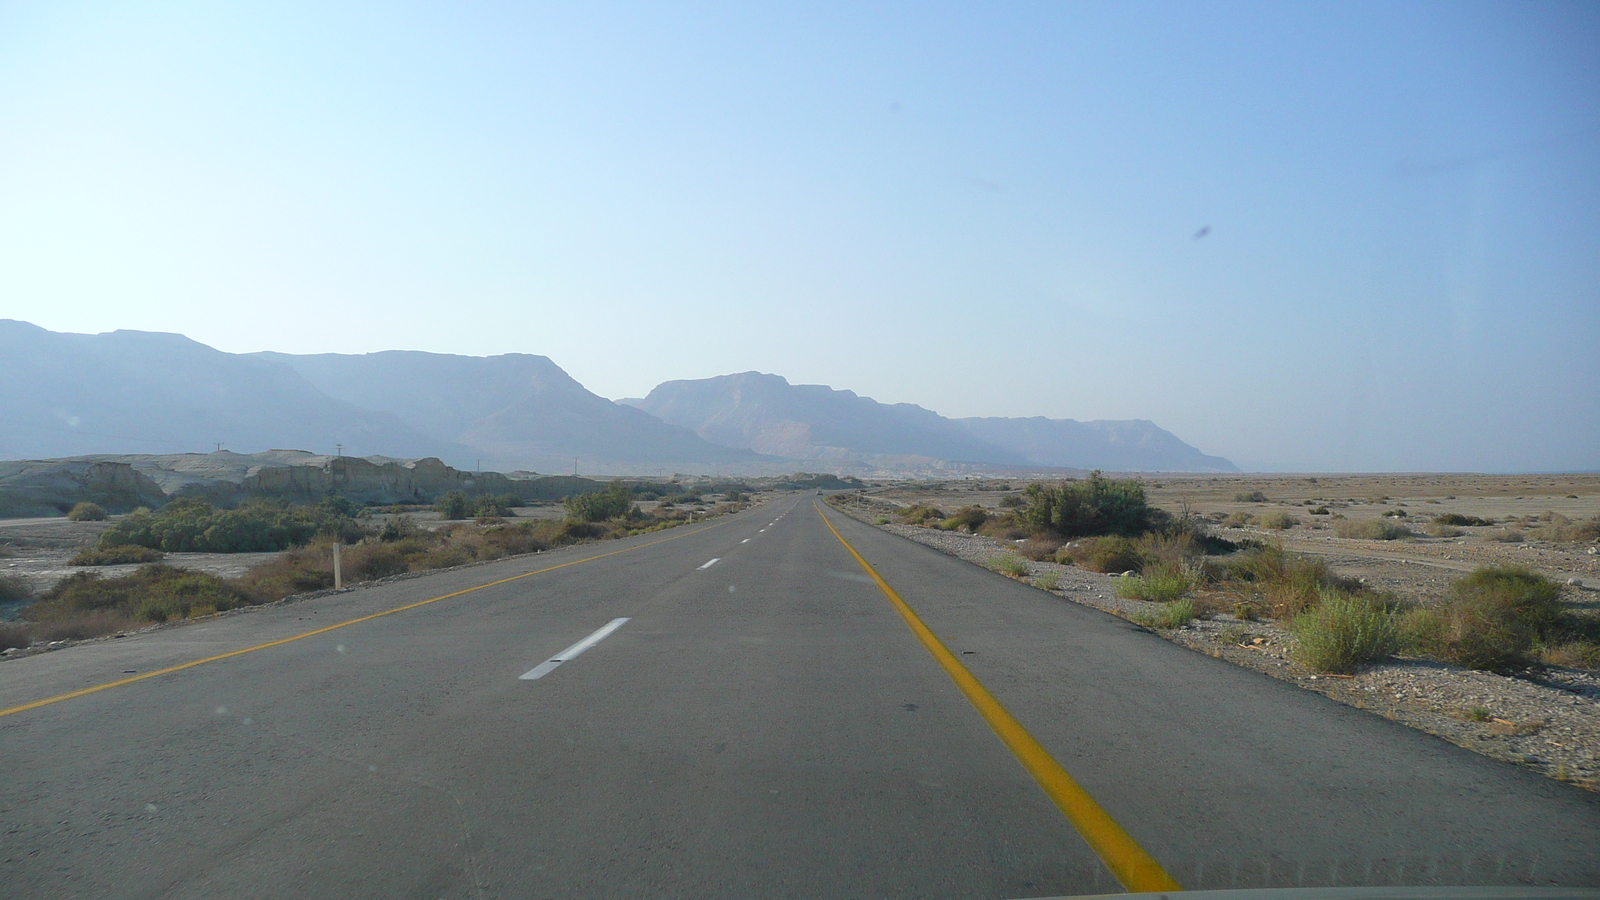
[0,320,1237,473]
[623,372,1237,472]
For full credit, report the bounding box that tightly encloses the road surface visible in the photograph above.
[2,497,1597,898]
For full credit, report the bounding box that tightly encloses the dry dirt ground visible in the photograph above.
[836,474,1600,791]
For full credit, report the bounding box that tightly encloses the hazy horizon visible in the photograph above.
[3,3,1596,473]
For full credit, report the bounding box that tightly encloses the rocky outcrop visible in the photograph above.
[0,460,167,518]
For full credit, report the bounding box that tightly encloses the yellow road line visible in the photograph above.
[0,518,733,720]
[816,503,1182,893]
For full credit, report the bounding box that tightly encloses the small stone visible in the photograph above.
[1569,578,1584,587]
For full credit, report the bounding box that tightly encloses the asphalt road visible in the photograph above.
[2,496,1597,899]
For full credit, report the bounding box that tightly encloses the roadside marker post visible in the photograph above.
[333,542,343,591]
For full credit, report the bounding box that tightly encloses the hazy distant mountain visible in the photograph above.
[255,350,762,473]
[626,371,1237,472]
[624,372,1026,465]
[0,320,455,461]
[955,417,1239,473]
[2,320,1232,476]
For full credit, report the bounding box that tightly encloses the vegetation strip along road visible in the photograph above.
[0,515,736,720]
[817,500,1184,893]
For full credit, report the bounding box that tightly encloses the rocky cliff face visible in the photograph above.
[954,417,1240,473]
[628,372,1023,464]
[627,372,1238,472]
[0,460,168,517]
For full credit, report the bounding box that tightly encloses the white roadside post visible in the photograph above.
[333,541,343,591]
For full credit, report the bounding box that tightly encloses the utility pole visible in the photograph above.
[214,442,223,453]
[335,443,344,457]
[573,458,578,477]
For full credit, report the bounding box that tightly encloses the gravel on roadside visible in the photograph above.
[865,518,1600,792]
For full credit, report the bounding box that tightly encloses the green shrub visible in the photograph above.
[987,554,1030,577]
[96,498,358,553]
[67,502,108,522]
[1136,530,1203,567]
[940,506,989,532]
[565,484,637,522]
[1334,519,1412,540]
[975,511,1026,540]
[1381,509,1409,518]
[1433,513,1493,527]
[1214,544,1358,620]
[1543,641,1600,669]
[998,495,1028,508]
[1115,563,1194,602]
[1017,472,1157,538]
[1059,535,1144,573]
[1406,566,1565,672]
[1426,523,1465,538]
[378,515,422,542]
[872,516,890,525]
[0,622,29,651]
[0,574,34,604]
[1291,592,1400,673]
[28,564,257,624]
[1132,599,1196,629]
[68,545,165,566]
[900,504,947,525]
[1222,512,1255,528]
[1526,517,1600,542]
[1032,572,1059,591]
[435,491,472,520]
[1258,511,1299,530]
[473,494,521,518]
[1309,506,1330,515]
[1234,491,1268,503]
[1477,527,1525,543]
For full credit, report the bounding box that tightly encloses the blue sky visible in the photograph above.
[2,1,1597,472]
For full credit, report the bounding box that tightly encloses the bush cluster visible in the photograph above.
[1258,511,1299,530]
[96,498,360,553]
[898,504,947,526]
[1432,513,1494,527]
[436,492,521,520]
[1400,566,1590,672]
[1292,592,1401,674]
[1115,562,1196,602]
[31,564,255,624]
[1333,519,1412,540]
[986,554,1030,578]
[14,497,742,646]
[939,506,989,532]
[564,484,639,522]
[1017,471,1157,538]
[67,502,108,522]
[1132,599,1197,629]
